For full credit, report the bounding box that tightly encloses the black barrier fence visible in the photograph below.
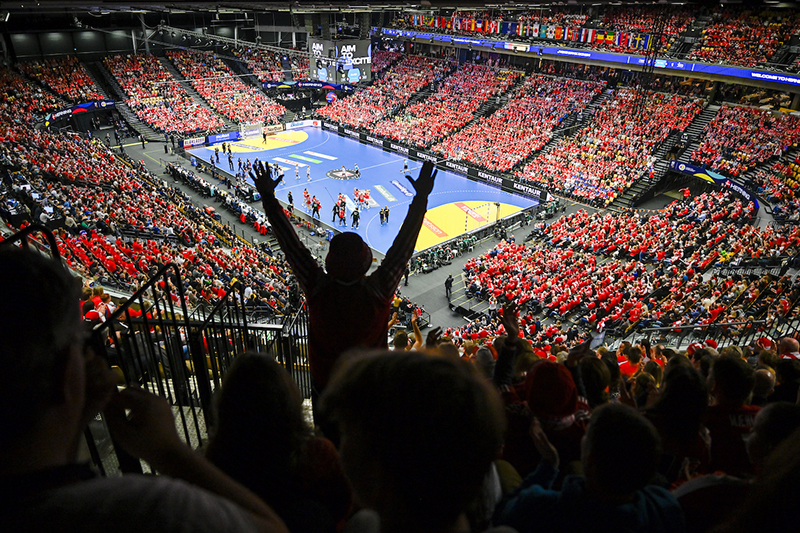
[618,314,800,353]
[0,225,313,476]
[320,121,552,204]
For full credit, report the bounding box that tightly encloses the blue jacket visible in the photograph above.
[495,462,686,533]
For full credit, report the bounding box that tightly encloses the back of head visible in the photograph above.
[627,346,643,364]
[579,356,611,408]
[392,330,409,350]
[207,352,309,483]
[711,356,756,406]
[747,402,800,466]
[583,403,661,497]
[723,426,800,533]
[321,350,505,530]
[752,367,776,399]
[474,346,495,379]
[326,232,372,281]
[525,361,577,419]
[649,365,708,444]
[643,360,663,386]
[0,248,80,449]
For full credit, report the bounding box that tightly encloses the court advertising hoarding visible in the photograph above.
[379,28,800,89]
[183,136,205,148]
[320,122,552,203]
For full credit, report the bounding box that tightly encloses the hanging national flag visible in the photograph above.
[470,19,476,32]
[631,33,645,50]
[566,27,573,41]
[539,25,548,39]
[585,29,596,43]
[500,21,510,34]
[641,34,651,50]
[519,22,526,36]
[605,31,615,44]
[476,19,483,31]
[595,31,606,44]
[509,22,518,35]
[554,26,564,40]
[546,25,556,39]
[614,32,622,46]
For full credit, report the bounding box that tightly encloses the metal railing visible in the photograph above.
[615,316,800,352]
[1,225,312,476]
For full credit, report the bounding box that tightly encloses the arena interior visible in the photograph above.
[3,1,800,531]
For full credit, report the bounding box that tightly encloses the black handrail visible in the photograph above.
[0,223,61,260]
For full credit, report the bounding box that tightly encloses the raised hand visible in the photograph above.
[501,301,520,340]
[405,160,437,199]
[426,326,443,349]
[250,161,282,200]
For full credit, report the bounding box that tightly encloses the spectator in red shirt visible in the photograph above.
[619,346,644,378]
[706,356,760,477]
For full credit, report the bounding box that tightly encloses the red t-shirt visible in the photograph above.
[706,404,760,476]
[619,360,639,377]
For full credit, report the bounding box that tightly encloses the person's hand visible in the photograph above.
[501,301,520,340]
[426,326,443,348]
[104,387,185,468]
[406,160,437,199]
[618,374,637,409]
[411,312,418,324]
[529,417,559,470]
[644,381,661,408]
[250,161,281,200]
[80,345,118,428]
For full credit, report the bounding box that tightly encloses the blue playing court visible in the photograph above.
[189,126,537,254]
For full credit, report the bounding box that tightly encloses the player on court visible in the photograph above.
[354,163,360,179]
[363,188,371,209]
[295,164,300,180]
[307,166,311,181]
[403,159,408,174]
[303,188,311,213]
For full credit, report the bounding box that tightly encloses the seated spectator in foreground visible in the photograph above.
[0,247,288,533]
[321,350,510,533]
[706,356,760,477]
[644,364,710,484]
[715,424,800,532]
[206,352,352,533]
[674,402,800,533]
[495,403,686,532]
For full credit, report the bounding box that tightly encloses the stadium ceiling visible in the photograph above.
[4,1,798,15]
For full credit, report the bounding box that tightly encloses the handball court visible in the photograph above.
[188,126,537,254]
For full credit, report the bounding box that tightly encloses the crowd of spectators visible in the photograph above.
[451,189,800,349]
[748,151,800,221]
[371,63,520,148]
[688,9,800,68]
[234,48,309,83]
[370,49,402,74]
[0,67,66,117]
[516,88,703,206]
[104,53,226,135]
[6,49,800,533]
[167,50,286,126]
[432,75,604,171]
[691,104,800,178]
[316,55,451,129]
[17,57,104,103]
[0,89,297,313]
